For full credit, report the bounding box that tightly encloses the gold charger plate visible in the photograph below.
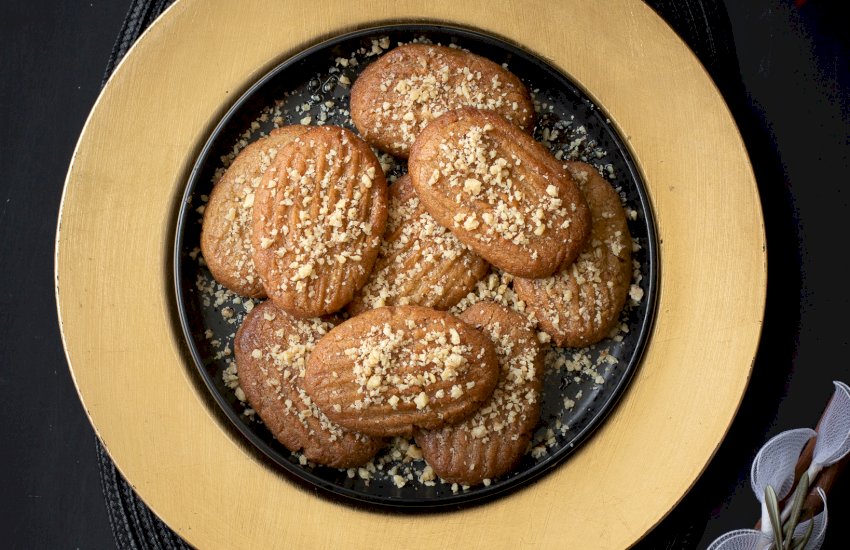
[56,0,765,548]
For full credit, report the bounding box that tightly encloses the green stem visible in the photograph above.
[782,472,810,547]
[765,485,785,549]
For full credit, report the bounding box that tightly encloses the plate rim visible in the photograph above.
[55,1,765,547]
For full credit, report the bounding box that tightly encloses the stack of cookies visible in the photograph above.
[200,44,633,486]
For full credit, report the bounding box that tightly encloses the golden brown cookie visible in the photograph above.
[251,126,388,318]
[200,126,309,297]
[415,302,544,485]
[409,108,591,278]
[235,300,384,468]
[514,162,633,347]
[303,306,499,438]
[347,174,489,315]
[350,44,534,158]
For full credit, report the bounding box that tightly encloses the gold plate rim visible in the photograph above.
[56,1,765,548]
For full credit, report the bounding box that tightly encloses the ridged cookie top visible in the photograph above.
[409,108,591,278]
[251,126,388,318]
[303,306,499,437]
[514,162,633,347]
[416,301,544,485]
[348,175,489,314]
[234,301,383,468]
[351,44,534,157]
[200,126,309,297]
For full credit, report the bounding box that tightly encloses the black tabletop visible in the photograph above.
[1,1,847,548]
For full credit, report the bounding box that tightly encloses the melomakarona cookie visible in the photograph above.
[303,306,500,438]
[514,162,633,347]
[409,108,591,278]
[351,44,534,158]
[252,126,388,318]
[415,301,544,485]
[348,174,489,314]
[201,126,309,297]
[235,301,384,468]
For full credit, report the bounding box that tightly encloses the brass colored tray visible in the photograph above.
[56,1,765,547]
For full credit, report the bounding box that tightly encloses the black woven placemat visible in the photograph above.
[95,2,741,548]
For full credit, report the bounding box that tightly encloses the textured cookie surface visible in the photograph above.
[200,126,309,297]
[409,108,591,278]
[252,126,388,318]
[303,306,499,438]
[348,175,489,314]
[351,44,534,158]
[234,301,384,468]
[514,162,633,347]
[416,302,543,485]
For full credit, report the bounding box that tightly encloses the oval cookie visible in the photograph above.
[351,44,534,158]
[409,108,591,278]
[235,301,384,468]
[252,126,388,318]
[200,126,309,297]
[303,306,499,438]
[348,174,489,315]
[416,302,544,485]
[514,162,633,347]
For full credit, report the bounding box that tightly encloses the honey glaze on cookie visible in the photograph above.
[351,44,534,158]
[303,306,499,438]
[409,108,591,279]
[348,174,489,314]
[201,126,309,298]
[416,302,544,485]
[251,126,388,318]
[234,301,384,468]
[514,162,633,347]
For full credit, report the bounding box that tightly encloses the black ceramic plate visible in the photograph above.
[174,24,657,509]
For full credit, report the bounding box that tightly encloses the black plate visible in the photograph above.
[174,24,658,509]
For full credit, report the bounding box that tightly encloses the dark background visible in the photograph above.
[0,0,847,548]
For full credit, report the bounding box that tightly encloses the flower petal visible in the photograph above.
[751,428,816,502]
[707,529,771,550]
[811,381,850,469]
[792,488,827,550]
